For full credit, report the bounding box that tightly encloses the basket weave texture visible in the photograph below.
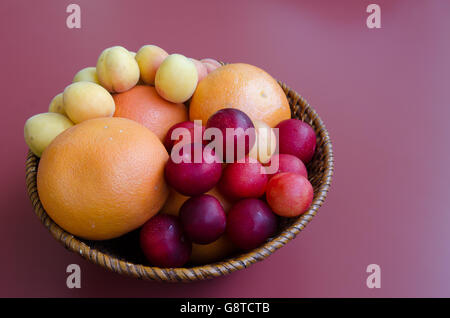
[25,81,334,282]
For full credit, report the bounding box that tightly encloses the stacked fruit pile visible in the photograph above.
[24,45,316,267]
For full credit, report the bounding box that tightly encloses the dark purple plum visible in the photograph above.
[140,214,191,267]
[205,108,255,162]
[163,121,206,153]
[165,143,222,196]
[276,119,316,164]
[179,194,226,244]
[226,198,277,250]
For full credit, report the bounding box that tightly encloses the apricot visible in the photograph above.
[24,112,74,157]
[248,119,277,164]
[135,45,168,85]
[96,46,140,93]
[72,67,99,84]
[48,93,65,115]
[190,235,236,264]
[63,82,115,124]
[155,54,198,103]
[201,58,221,73]
[189,58,208,82]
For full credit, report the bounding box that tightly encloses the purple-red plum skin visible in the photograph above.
[276,119,316,164]
[165,143,222,196]
[140,214,191,267]
[226,198,277,250]
[179,194,226,244]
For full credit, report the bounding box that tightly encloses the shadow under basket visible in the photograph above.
[25,81,334,282]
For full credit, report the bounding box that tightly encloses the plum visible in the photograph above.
[218,159,268,200]
[266,153,308,179]
[276,119,316,164]
[266,172,313,217]
[165,143,222,196]
[226,198,277,250]
[206,108,255,162]
[163,121,205,153]
[179,194,226,244]
[140,214,191,267]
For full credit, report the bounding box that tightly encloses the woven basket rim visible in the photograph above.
[25,80,334,282]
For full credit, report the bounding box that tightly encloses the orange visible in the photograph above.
[189,63,291,128]
[37,117,169,240]
[113,85,188,141]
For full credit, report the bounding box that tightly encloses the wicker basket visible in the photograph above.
[25,80,334,282]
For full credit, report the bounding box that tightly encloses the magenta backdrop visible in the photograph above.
[1,0,450,297]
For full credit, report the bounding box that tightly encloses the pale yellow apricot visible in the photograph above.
[155,54,198,103]
[48,93,65,115]
[189,58,208,82]
[63,82,115,124]
[135,45,168,85]
[24,112,74,157]
[248,119,277,164]
[73,67,99,84]
[96,46,140,93]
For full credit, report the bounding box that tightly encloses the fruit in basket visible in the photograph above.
[135,45,168,85]
[140,214,191,267]
[226,198,277,250]
[155,54,198,103]
[72,67,100,84]
[189,63,290,128]
[96,46,140,93]
[266,172,313,217]
[160,187,190,216]
[24,112,74,157]
[201,58,221,73]
[113,85,188,141]
[248,119,277,164]
[63,82,115,124]
[218,159,268,200]
[165,143,222,196]
[48,93,65,115]
[37,117,169,240]
[190,234,236,264]
[276,119,316,164]
[179,194,226,244]
[189,58,208,82]
[163,121,205,152]
[266,153,308,179]
[161,186,232,216]
[206,108,255,162]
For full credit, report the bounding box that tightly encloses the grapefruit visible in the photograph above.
[37,117,169,240]
[113,85,188,141]
[189,63,291,127]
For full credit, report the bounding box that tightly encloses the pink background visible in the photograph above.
[1,0,450,297]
